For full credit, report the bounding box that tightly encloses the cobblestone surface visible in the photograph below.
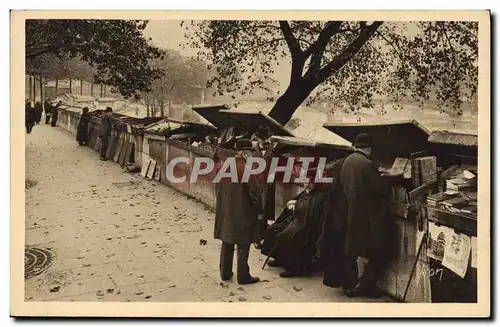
[25,124,393,303]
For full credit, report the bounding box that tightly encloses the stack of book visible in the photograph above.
[426,192,477,216]
[427,192,457,207]
[391,185,409,203]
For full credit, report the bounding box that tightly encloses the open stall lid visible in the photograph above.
[427,130,478,158]
[323,119,431,165]
[270,135,353,151]
[218,109,294,137]
[428,131,477,148]
[192,105,237,129]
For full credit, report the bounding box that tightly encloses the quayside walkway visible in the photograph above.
[24,124,392,303]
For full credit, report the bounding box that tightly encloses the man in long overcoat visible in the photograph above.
[34,101,43,124]
[214,138,265,285]
[51,100,62,127]
[98,107,113,161]
[340,133,390,298]
[44,98,52,124]
[25,101,36,134]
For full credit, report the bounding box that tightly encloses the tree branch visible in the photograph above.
[303,21,343,79]
[314,21,383,85]
[279,21,303,56]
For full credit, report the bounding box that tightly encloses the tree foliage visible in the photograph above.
[27,53,95,82]
[26,19,164,99]
[183,20,478,124]
[140,49,208,117]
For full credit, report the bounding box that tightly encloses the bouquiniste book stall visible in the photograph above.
[323,120,478,303]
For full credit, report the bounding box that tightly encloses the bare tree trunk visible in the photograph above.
[146,103,150,117]
[55,79,59,97]
[27,75,32,100]
[90,83,94,97]
[39,76,44,104]
[69,76,72,94]
[104,85,107,97]
[160,101,165,117]
[33,75,37,102]
[100,84,103,98]
[268,81,313,124]
[80,80,83,95]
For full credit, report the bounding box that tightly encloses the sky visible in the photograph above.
[143,20,292,92]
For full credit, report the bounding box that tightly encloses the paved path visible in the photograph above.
[24,124,392,303]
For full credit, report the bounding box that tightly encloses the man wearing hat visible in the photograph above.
[214,138,265,285]
[339,133,389,298]
[98,107,114,161]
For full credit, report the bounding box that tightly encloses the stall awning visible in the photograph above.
[270,135,353,152]
[428,131,478,148]
[192,105,293,137]
[192,105,235,128]
[218,110,293,137]
[323,119,431,164]
[427,130,478,159]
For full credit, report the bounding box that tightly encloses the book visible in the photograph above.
[419,156,438,184]
[412,158,422,187]
[428,192,458,203]
[442,196,468,207]
[389,157,409,176]
[442,232,471,278]
[471,237,477,269]
[460,205,477,215]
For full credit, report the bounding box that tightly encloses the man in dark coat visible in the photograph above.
[25,101,36,133]
[98,107,113,161]
[339,133,390,298]
[76,107,90,146]
[44,98,52,124]
[34,101,43,124]
[321,157,351,288]
[214,138,264,285]
[51,100,62,127]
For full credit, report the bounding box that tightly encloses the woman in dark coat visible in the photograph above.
[76,107,90,146]
[214,139,264,285]
[261,182,327,278]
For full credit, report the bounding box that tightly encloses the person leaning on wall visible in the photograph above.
[98,107,113,161]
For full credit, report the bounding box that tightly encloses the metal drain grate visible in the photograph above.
[25,247,54,280]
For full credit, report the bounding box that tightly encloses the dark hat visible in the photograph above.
[353,133,372,148]
[105,107,113,112]
[235,138,254,150]
[257,125,271,138]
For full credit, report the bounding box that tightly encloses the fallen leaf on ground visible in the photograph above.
[49,286,60,293]
[238,297,247,302]
[135,291,144,296]
[262,295,272,300]
[292,286,302,292]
